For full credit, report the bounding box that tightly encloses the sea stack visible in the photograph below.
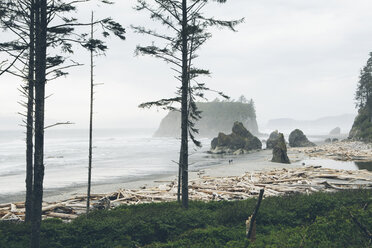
[266,130,280,149]
[271,133,290,164]
[210,121,262,154]
[288,129,315,147]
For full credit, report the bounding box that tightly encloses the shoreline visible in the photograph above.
[0,149,306,204]
[2,140,371,205]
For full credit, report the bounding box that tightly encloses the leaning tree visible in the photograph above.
[133,0,243,208]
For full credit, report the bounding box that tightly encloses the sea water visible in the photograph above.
[0,128,223,196]
[1,129,370,197]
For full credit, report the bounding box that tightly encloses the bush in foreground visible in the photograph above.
[0,190,371,247]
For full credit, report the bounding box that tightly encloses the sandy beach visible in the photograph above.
[0,149,306,204]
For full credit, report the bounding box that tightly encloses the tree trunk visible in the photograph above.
[31,0,47,246]
[246,189,264,240]
[181,0,189,209]
[25,0,35,223]
[177,150,182,203]
[87,12,94,216]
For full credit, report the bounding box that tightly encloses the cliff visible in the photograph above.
[154,101,259,137]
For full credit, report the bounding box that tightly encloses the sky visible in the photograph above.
[1,0,371,130]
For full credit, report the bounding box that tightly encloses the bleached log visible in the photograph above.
[0,203,10,208]
[10,204,17,213]
[42,203,64,212]
[47,212,78,219]
[1,212,12,220]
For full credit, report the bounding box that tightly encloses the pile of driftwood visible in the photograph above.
[291,141,372,161]
[1,166,371,222]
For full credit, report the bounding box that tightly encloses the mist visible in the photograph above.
[1,0,368,133]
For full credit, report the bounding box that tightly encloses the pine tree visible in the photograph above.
[355,53,372,122]
[0,1,125,246]
[134,0,242,208]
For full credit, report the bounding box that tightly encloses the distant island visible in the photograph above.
[265,114,356,135]
[154,97,259,137]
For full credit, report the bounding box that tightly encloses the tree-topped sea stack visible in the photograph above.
[155,98,259,137]
[210,122,262,154]
[288,129,315,147]
[271,133,290,164]
[329,127,341,136]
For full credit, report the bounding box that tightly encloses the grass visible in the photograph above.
[0,189,371,247]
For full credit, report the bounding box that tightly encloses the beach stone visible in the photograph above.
[94,197,110,210]
[329,127,341,135]
[332,138,339,142]
[289,129,316,147]
[209,122,262,154]
[271,133,290,164]
[325,138,332,143]
[266,130,280,149]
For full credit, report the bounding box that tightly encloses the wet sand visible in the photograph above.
[0,149,306,204]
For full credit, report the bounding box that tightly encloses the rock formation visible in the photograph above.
[266,130,280,149]
[288,129,315,147]
[154,101,259,137]
[210,122,262,154]
[271,133,290,164]
[324,138,332,143]
[329,127,341,135]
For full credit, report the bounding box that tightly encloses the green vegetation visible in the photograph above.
[1,190,371,247]
[351,52,372,142]
[350,107,372,142]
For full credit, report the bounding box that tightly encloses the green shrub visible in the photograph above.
[0,190,371,247]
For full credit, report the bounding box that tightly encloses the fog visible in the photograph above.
[1,0,370,133]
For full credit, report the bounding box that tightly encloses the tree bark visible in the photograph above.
[246,189,264,240]
[177,150,182,203]
[31,0,47,246]
[86,12,94,216]
[181,0,189,209]
[25,0,35,223]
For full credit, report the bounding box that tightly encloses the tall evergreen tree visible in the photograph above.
[134,0,242,208]
[355,53,372,122]
[1,1,125,246]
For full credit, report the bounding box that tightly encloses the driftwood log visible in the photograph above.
[0,166,371,222]
[291,141,372,161]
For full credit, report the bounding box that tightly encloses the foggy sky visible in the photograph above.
[1,0,370,130]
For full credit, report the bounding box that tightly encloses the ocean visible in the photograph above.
[0,128,223,196]
[1,128,369,198]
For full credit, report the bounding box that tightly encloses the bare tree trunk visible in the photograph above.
[246,189,264,240]
[181,0,189,209]
[31,0,47,246]
[86,12,94,216]
[25,0,35,223]
[177,150,182,203]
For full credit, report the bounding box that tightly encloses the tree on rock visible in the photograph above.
[350,52,372,142]
[355,53,372,121]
